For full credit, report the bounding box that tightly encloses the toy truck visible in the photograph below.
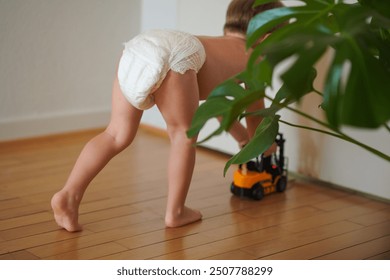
[230,133,287,200]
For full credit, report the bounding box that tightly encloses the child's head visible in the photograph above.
[223,0,284,35]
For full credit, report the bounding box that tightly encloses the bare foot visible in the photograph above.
[165,206,202,228]
[51,191,82,232]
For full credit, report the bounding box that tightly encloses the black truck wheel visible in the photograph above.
[251,183,264,200]
[276,176,287,192]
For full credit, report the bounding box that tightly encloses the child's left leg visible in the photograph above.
[51,77,143,232]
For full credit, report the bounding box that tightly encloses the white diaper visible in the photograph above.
[117,29,206,110]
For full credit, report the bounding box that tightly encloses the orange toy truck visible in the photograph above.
[230,133,287,200]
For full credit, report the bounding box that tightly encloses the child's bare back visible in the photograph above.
[196,35,250,100]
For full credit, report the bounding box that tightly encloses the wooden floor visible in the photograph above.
[0,128,389,260]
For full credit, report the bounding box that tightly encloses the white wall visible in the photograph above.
[0,0,141,140]
[177,0,231,35]
[138,0,177,129]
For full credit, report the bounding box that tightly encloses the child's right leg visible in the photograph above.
[217,117,250,149]
[51,77,143,232]
[225,99,277,156]
[154,70,202,227]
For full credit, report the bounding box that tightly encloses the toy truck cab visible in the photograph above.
[230,133,288,200]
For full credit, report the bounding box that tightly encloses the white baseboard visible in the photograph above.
[0,110,111,141]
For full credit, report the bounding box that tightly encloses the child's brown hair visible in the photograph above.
[223,0,284,35]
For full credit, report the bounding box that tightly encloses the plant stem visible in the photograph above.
[313,88,324,97]
[339,133,390,161]
[263,94,390,161]
[279,119,341,139]
[280,100,331,128]
[278,103,390,161]
[279,119,390,161]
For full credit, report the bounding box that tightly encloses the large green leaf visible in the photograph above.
[187,98,231,140]
[240,82,299,120]
[248,0,390,128]
[246,57,273,89]
[248,0,333,48]
[248,22,309,70]
[187,77,265,142]
[322,2,390,128]
[322,47,344,128]
[247,6,292,47]
[280,46,325,102]
[341,50,390,127]
[224,115,280,175]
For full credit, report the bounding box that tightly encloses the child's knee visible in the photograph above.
[167,126,196,145]
[104,128,133,152]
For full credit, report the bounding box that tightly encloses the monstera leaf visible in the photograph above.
[189,0,390,171]
[249,0,390,128]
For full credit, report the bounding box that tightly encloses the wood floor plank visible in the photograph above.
[0,203,50,220]
[0,204,142,241]
[0,212,53,231]
[140,206,323,260]
[0,250,40,260]
[27,218,164,259]
[241,220,362,259]
[116,212,250,251]
[313,194,370,211]
[45,242,128,260]
[80,205,142,224]
[203,250,257,260]
[151,226,285,260]
[83,210,161,233]
[237,187,347,219]
[263,221,390,260]
[366,251,390,260]
[0,229,93,255]
[0,220,58,241]
[314,235,390,260]
[99,233,206,260]
[0,197,32,212]
[102,207,308,259]
[347,209,390,226]
[279,201,389,233]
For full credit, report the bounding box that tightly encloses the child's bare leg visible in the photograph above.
[154,70,202,227]
[51,77,143,232]
[217,116,249,148]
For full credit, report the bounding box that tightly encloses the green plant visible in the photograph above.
[187,0,390,174]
